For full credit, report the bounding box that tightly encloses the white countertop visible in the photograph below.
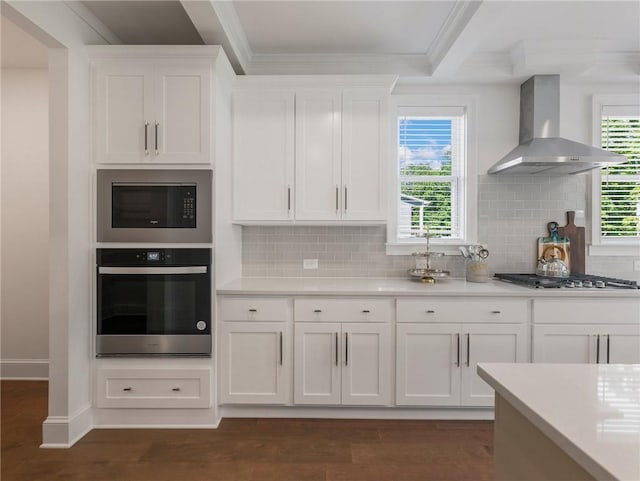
[478,363,640,481]
[217,277,640,298]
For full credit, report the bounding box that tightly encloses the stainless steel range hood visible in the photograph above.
[488,75,627,175]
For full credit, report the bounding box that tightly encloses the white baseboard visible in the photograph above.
[41,403,93,448]
[0,359,49,379]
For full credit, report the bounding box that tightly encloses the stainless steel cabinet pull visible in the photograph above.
[313,309,322,313]
[456,334,460,367]
[362,309,370,314]
[596,334,601,364]
[345,332,349,366]
[123,387,132,392]
[144,122,149,156]
[466,333,471,367]
[336,185,339,211]
[287,186,292,212]
[154,122,159,155]
[606,334,610,364]
[172,387,181,392]
[426,310,435,314]
[491,310,501,314]
[344,186,348,211]
[279,332,283,365]
[248,309,257,313]
[335,332,339,366]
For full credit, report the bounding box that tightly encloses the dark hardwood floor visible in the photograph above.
[1,381,494,481]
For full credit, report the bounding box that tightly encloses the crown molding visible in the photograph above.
[234,74,398,91]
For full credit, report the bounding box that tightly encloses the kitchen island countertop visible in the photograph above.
[478,363,640,481]
[217,277,640,298]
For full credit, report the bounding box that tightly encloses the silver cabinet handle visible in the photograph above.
[596,334,601,364]
[172,387,181,392]
[144,122,149,156]
[606,334,610,364]
[287,186,291,212]
[456,334,460,367]
[466,333,471,367]
[335,332,339,366]
[344,186,348,211]
[279,332,283,365]
[123,387,132,392]
[336,185,339,211]
[154,122,159,155]
[345,332,349,366]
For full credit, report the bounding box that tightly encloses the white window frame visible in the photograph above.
[386,95,477,255]
[590,94,640,257]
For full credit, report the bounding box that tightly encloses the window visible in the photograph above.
[387,96,476,254]
[591,96,640,255]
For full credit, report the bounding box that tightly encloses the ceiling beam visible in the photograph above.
[429,0,510,78]
[180,0,250,74]
[63,1,121,45]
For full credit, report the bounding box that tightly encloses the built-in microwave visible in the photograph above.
[97,169,212,243]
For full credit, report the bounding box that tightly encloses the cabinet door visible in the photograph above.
[532,324,596,364]
[341,323,392,406]
[153,64,210,164]
[460,324,528,407]
[600,325,640,364]
[341,90,387,221]
[233,91,295,221]
[396,323,460,406]
[220,322,290,404]
[94,63,154,163]
[294,323,341,405]
[295,91,342,220]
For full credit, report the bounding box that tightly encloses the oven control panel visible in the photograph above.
[97,248,211,267]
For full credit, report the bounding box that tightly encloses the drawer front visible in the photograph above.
[397,298,527,323]
[534,299,640,324]
[294,298,393,322]
[220,297,291,321]
[96,368,211,408]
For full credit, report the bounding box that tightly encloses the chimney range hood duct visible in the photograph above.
[488,75,627,175]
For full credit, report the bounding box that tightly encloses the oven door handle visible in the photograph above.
[98,266,207,275]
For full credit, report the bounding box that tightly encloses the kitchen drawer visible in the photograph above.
[397,298,527,324]
[533,299,640,324]
[96,368,211,408]
[220,297,292,321]
[294,297,393,322]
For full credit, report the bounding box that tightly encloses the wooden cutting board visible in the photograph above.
[558,211,586,274]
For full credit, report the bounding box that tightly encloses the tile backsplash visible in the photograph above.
[242,175,639,280]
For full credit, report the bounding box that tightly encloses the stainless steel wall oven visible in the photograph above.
[97,169,212,243]
[97,248,212,356]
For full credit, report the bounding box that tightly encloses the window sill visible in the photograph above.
[386,242,467,256]
[588,244,640,257]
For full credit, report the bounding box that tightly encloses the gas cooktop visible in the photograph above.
[494,273,639,289]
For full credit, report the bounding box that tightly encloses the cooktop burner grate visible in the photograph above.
[494,273,639,289]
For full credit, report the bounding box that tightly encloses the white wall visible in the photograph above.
[1,68,50,379]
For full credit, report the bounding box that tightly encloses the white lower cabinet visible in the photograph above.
[396,323,527,407]
[294,322,392,405]
[532,324,640,364]
[532,299,640,364]
[220,322,291,404]
[96,368,211,408]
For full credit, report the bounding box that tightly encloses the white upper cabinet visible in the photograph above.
[295,91,342,221]
[232,91,295,221]
[232,77,393,223]
[341,90,387,221]
[93,56,212,164]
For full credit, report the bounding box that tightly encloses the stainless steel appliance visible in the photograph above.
[495,273,639,289]
[97,169,212,243]
[97,248,212,356]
